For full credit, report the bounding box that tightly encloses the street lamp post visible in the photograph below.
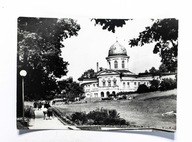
[20,70,27,122]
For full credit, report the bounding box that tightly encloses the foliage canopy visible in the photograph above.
[17,17,80,101]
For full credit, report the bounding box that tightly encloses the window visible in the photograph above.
[112,91,116,96]
[123,82,125,88]
[134,82,137,85]
[107,91,110,97]
[102,79,106,87]
[127,82,130,87]
[101,92,104,97]
[108,80,111,87]
[114,60,118,69]
[113,79,117,86]
[122,60,125,68]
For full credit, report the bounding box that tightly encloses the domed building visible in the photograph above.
[106,41,129,70]
[79,41,176,100]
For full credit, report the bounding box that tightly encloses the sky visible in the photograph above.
[61,18,161,81]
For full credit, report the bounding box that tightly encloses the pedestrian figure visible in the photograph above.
[43,101,51,120]
[47,106,53,120]
[33,101,37,108]
[42,106,48,120]
[38,102,42,110]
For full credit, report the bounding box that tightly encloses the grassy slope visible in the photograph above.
[55,89,177,130]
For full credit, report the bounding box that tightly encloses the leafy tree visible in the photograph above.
[57,77,84,101]
[159,78,177,91]
[93,19,131,33]
[78,69,97,80]
[159,63,169,73]
[145,70,149,73]
[150,79,160,91]
[129,18,178,72]
[17,17,80,117]
[149,67,158,74]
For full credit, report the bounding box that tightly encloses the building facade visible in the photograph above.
[79,41,176,99]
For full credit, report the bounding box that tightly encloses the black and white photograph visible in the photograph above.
[16,17,178,132]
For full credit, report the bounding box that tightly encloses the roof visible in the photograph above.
[138,72,176,77]
[97,69,136,77]
[108,41,128,57]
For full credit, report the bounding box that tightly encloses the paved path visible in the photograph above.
[28,109,78,130]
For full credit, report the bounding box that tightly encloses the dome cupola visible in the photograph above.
[108,41,127,57]
[106,41,130,70]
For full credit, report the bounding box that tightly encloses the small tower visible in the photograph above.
[106,41,130,70]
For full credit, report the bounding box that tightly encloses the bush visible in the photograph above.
[117,95,127,100]
[24,106,35,119]
[159,78,177,91]
[71,112,87,125]
[137,84,149,93]
[150,79,160,91]
[69,108,129,126]
[116,91,135,96]
[102,97,113,100]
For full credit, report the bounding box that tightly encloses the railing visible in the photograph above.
[52,107,75,125]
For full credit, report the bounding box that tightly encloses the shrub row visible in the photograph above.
[137,78,177,93]
[69,108,129,126]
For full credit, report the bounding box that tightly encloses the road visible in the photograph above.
[29,108,78,130]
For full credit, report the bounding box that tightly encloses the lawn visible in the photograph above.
[54,89,177,131]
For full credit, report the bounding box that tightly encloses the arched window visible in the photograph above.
[123,82,125,88]
[109,62,111,69]
[112,91,116,96]
[108,79,111,87]
[113,78,117,86]
[114,60,118,69]
[122,60,125,68]
[127,82,130,87]
[101,92,104,97]
[102,79,106,87]
[107,91,110,97]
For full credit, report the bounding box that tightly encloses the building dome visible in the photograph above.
[108,41,127,57]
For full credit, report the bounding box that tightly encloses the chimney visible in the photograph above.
[96,62,99,72]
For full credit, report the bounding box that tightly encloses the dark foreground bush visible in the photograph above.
[24,106,35,119]
[71,112,87,125]
[69,108,129,125]
[137,84,149,93]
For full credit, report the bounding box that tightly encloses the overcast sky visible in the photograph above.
[61,18,161,81]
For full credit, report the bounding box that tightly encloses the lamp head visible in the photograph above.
[20,70,27,77]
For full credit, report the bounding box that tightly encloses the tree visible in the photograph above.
[145,70,149,73]
[159,63,169,73]
[78,69,97,80]
[17,17,80,117]
[93,19,131,33]
[150,79,160,91]
[57,77,84,101]
[149,67,158,74]
[129,18,178,72]
[159,78,177,91]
